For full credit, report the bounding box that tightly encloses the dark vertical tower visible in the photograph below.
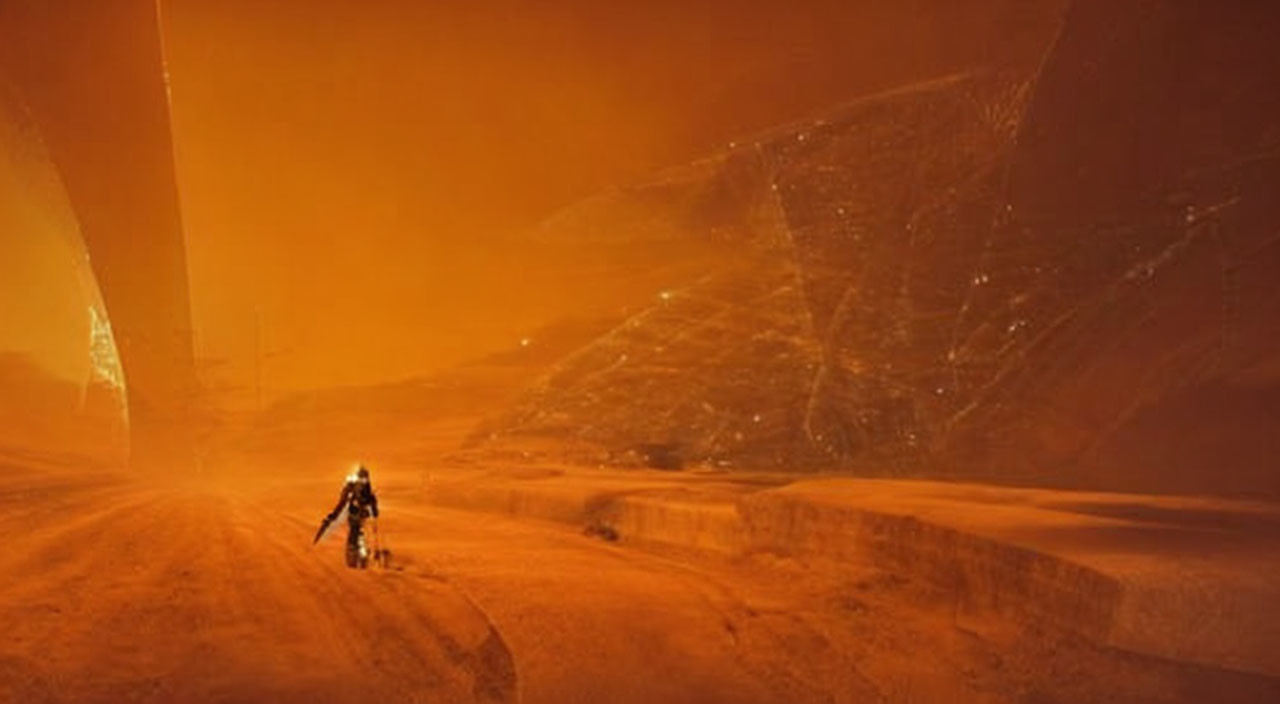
[0,0,197,473]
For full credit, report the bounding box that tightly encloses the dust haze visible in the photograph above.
[1,1,1278,702]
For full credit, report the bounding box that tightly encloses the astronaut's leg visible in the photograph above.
[346,521,370,569]
[356,529,369,569]
[345,524,361,568]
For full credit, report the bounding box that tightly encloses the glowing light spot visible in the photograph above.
[88,306,126,392]
[520,337,531,347]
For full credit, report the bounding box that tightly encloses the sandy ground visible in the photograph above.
[2,458,1277,704]
[0,467,514,704]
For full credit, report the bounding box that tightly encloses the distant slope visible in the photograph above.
[220,315,624,471]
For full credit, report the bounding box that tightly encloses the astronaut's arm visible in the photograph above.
[369,491,380,519]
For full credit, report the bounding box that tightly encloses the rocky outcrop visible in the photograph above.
[424,467,1280,678]
[473,71,1033,470]
[473,1,1280,497]
[0,83,129,468]
[0,0,199,473]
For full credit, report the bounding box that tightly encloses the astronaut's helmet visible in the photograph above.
[347,464,371,485]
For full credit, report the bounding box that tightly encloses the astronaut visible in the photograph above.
[314,465,381,568]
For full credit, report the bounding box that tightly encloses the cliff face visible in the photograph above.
[948,0,1280,494]
[0,0,197,473]
[473,70,1039,473]
[473,1,1280,496]
[0,84,129,468]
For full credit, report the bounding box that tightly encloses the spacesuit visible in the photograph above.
[317,465,380,568]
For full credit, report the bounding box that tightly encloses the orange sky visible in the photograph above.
[159,0,1061,404]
